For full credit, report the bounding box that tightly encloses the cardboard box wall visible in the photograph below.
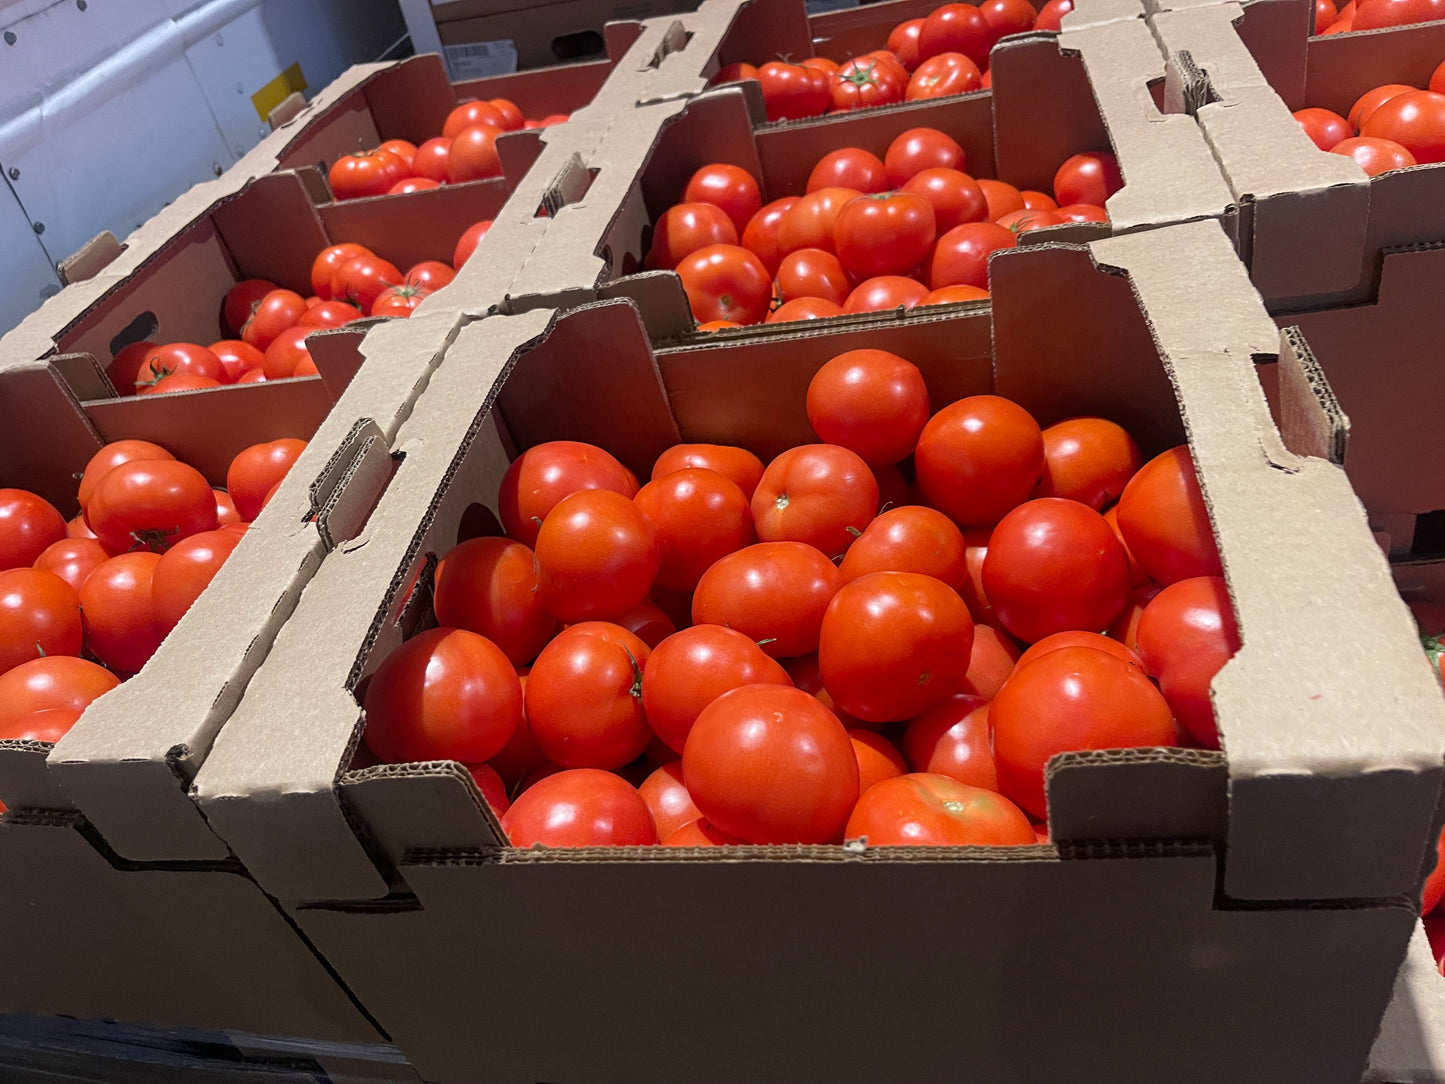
[1149,0,1445,310]
[190,218,1445,1083]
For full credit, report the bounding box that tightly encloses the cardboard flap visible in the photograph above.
[992,34,1108,194]
[317,179,513,273]
[304,325,372,402]
[802,0,921,62]
[1366,920,1445,1082]
[211,172,330,292]
[638,0,764,105]
[267,91,307,130]
[599,269,696,340]
[340,764,507,865]
[317,432,395,552]
[1276,325,1349,467]
[57,231,122,286]
[1047,749,1229,844]
[1231,0,1312,108]
[0,745,77,813]
[0,361,104,510]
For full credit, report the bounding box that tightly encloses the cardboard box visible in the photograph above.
[1369,920,1445,1083]
[189,217,1443,1083]
[500,16,1236,328]
[1149,0,1445,309]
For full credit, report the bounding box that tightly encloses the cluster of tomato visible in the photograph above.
[356,347,1239,849]
[647,135,1118,327]
[103,225,490,397]
[1292,61,1445,175]
[1316,0,1445,34]
[0,436,310,808]
[711,0,1075,121]
[327,98,570,200]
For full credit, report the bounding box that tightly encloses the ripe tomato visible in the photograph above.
[299,300,362,329]
[991,645,1176,818]
[224,438,304,524]
[241,289,308,350]
[86,461,216,555]
[634,469,753,592]
[1434,59,1445,94]
[692,541,844,657]
[838,506,968,589]
[33,537,108,593]
[106,340,161,393]
[136,372,222,396]
[847,773,1033,845]
[331,254,403,314]
[884,128,966,188]
[637,761,701,840]
[329,148,408,200]
[150,529,241,631]
[752,444,878,559]
[711,61,759,86]
[0,568,81,675]
[77,441,174,509]
[756,60,831,121]
[683,164,763,233]
[454,219,492,268]
[1015,629,1141,672]
[769,297,845,322]
[1034,416,1143,509]
[1055,202,1110,223]
[222,279,276,337]
[833,193,937,280]
[1134,575,1239,747]
[676,244,772,325]
[774,248,848,306]
[499,441,636,547]
[904,693,999,789]
[1107,583,1161,652]
[446,123,506,183]
[1361,90,1445,163]
[977,179,1025,220]
[851,729,907,794]
[663,818,742,845]
[651,444,764,498]
[929,221,1017,289]
[404,261,455,293]
[1116,445,1222,585]
[844,275,930,312]
[1331,136,1417,175]
[1053,152,1124,206]
[777,187,862,256]
[901,167,988,232]
[311,243,372,299]
[1101,505,1149,589]
[915,395,1044,525]
[996,208,1062,233]
[487,98,524,131]
[78,552,165,673]
[642,625,792,753]
[740,197,799,277]
[922,284,990,304]
[208,339,266,382]
[0,706,83,744]
[443,100,505,137]
[1293,107,1352,151]
[980,0,1039,47]
[376,139,418,170]
[0,655,118,731]
[364,626,522,763]
[614,599,675,649]
[684,684,857,843]
[1349,84,1416,130]
[67,515,99,542]
[1421,825,1445,914]
[261,326,315,378]
[819,571,974,722]
[502,769,657,847]
[906,53,983,100]
[889,18,926,69]
[371,283,431,318]
[132,343,225,393]
[526,623,652,769]
[807,148,888,194]
[1035,0,1075,29]
[1354,0,1445,28]
[413,137,453,182]
[646,202,738,270]
[466,763,510,817]
[433,538,556,666]
[831,55,908,111]
[1021,190,1059,211]
[806,349,930,466]
[535,490,659,623]
[919,4,990,67]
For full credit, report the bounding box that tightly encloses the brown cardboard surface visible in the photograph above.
[435,0,698,70]
[1368,921,1445,1083]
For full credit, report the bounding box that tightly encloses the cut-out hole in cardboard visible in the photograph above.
[108,311,160,358]
[1412,510,1445,556]
[553,29,605,63]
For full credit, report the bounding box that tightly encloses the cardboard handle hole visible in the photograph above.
[552,29,606,62]
[108,312,159,358]
[1411,511,1445,557]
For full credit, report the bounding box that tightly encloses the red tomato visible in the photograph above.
[525,623,652,769]
[847,772,1033,845]
[33,537,108,593]
[646,202,738,270]
[454,219,492,268]
[105,341,161,394]
[900,167,988,233]
[843,275,930,313]
[752,444,878,559]
[503,769,657,847]
[1354,0,1445,28]
[991,645,1176,818]
[914,395,1044,525]
[1103,504,1150,588]
[683,164,763,233]
[299,300,362,329]
[833,192,937,280]
[683,684,857,843]
[487,98,524,131]
[1349,84,1416,131]
[819,571,975,722]
[651,444,765,498]
[1053,152,1124,206]
[132,343,225,393]
[77,441,174,509]
[467,763,510,817]
[769,297,846,322]
[692,541,844,657]
[208,339,266,382]
[696,320,742,331]
[756,60,831,121]
[1361,90,1445,163]
[389,177,439,195]
[446,124,504,182]
[331,254,403,314]
[1020,191,1059,211]
[615,600,676,649]
[638,761,701,839]
[806,349,930,466]
[443,101,504,138]
[1107,583,1161,652]
[889,18,926,69]
[776,248,851,306]
[0,568,81,675]
[1033,417,1143,509]
[311,243,372,299]
[807,148,888,194]
[535,490,659,623]
[150,529,241,631]
[0,706,82,744]
[1293,107,1352,151]
[777,187,863,256]
[960,625,1019,697]
[241,289,308,350]
[371,283,432,318]
[1116,445,1222,585]
[413,137,453,182]
[800,57,841,76]
[906,53,983,100]
[634,468,753,592]
[922,284,990,304]
[86,461,216,555]
[214,489,241,527]
[1015,629,1141,672]
[642,625,792,753]
[676,244,772,325]
[225,438,305,523]
[838,506,968,589]
[405,261,455,292]
[78,552,164,673]
[851,729,908,795]
[1434,60,1445,94]
[884,128,966,188]
[0,656,118,731]
[262,326,316,378]
[903,693,997,788]
[995,208,1062,233]
[919,4,990,66]
[1422,825,1445,914]
[740,197,800,277]
[498,441,636,547]
[433,538,556,666]
[977,179,1025,220]
[664,819,741,845]
[1054,202,1110,223]
[487,700,549,788]
[222,279,276,337]
[136,372,222,396]
[1134,576,1239,747]
[1331,136,1418,175]
[1315,0,1339,24]
[67,515,99,542]
[831,55,908,111]
[980,0,1039,48]
[1035,0,1075,29]
[929,221,1017,289]
[329,149,408,200]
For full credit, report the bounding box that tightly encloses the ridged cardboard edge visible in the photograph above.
[1367,922,1445,1083]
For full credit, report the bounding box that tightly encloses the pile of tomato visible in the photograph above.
[103,224,490,397]
[0,436,311,808]
[355,346,1240,849]
[711,0,1075,122]
[1292,61,1445,175]
[327,98,569,200]
[1316,0,1445,35]
[646,133,1118,327]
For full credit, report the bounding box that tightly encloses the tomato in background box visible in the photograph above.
[1116,445,1222,585]
[388,177,439,195]
[769,298,845,322]
[208,339,265,382]
[915,395,1043,526]
[778,187,863,256]
[634,468,753,592]
[454,219,492,268]
[77,440,174,509]
[329,148,408,200]
[692,541,843,658]
[1020,191,1058,212]
[526,623,652,770]
[0,656,118,731]
[222,278,277,337]
[756,60,831,121]
[443,100,505,137]
[498,441,636,548]
[330,254,403,314]
[740,196,799,277]
[664,818,742,845]
[1331,136,1417,175]
[537,113,569,127]
[1354,0,1445,29]
[404,261,455,292]
[1108,583,1161,652]
[371,282,431,318]
[638,762,701,840]
[961,625,1019,698]
[844,275,929,313]
[1293,107,1352,151]
[848,773,1034,846]
[1135,576,1239,747]
[1034,0,1074,29]
[1015,630,1140,672]
[261,327,314,379]
[487,97,524,131]
[1361,90,1445,163]
[447,124,504,182]
[535,490,659,624]
[364,627,522,764]
[241,289,308,350]
[752,444,878,559]
[434,538,556,666]
[0,706,82,745]
[138,372,222,395]
[651,443,765,498]
[676,244,772,326]
[412,137,453,182]
[1055,202,1109,223]
[807,148,888,194]
[151,529,242,632]
[980,0,1038,48]
[1053,152,1123,207]
[906,52,982,101]
[776,248,850,306]
[918,4,990,67]
[503,769,657,848]
[1034,417,1142,510]
[467,763,510,817]
[922,284,989,305]
[106,340,159,393]
[995,208,1061,233]
[977,178,1025,220]
[839,506,967,590]
[884,128,966,188]
[131,344,224,393]
[33,537,108,593]
[616,599,676,648]
[66,514,98,542]
[901,168,987,232]
[0,568,81,675]
[311,243,372,300]
[1433,60,1445,94]
[87,461,216,555]
[834,193,936,281]
[227,438,306,522]
[376,139,418,171]
[928,221,1017,290]
[79,552,165,674]
[299,300,362,329]
[801,57,840,76]
[1349,84,1414,131]
[1314,0,1339,30]
[1422,825,1445,914]
[832,55,908,111]
[683,164,762,233]
[806,349,930,467]
[851,729,907,795]
[646,202,738,271]
[903,693,997,788]
[889,18,925,70]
